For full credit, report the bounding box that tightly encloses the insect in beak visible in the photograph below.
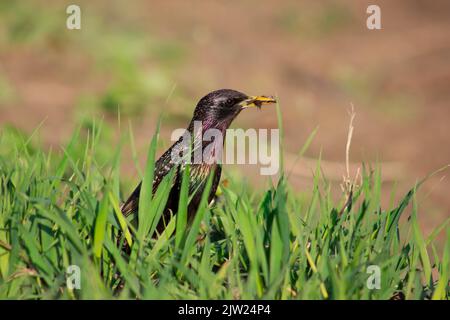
[240,95,277,109]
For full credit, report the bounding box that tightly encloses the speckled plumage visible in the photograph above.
[120,89,270,235]
[120,137,222,233]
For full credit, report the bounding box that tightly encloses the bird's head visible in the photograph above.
[189,89,276,131]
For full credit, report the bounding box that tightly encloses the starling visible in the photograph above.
[120,89,276,234]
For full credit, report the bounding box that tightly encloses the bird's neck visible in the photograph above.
[187,118,230,140]
[185,118,229,165]
[188,111,239,134]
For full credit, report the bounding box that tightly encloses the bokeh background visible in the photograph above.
[0,1,449,237]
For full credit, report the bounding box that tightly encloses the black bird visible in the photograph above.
[120,89,276,234]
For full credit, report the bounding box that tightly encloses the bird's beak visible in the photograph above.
[239,95,277,109]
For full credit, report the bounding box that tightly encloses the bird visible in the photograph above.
[120,89,276,235]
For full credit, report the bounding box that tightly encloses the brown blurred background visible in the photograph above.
[0,0,449,235]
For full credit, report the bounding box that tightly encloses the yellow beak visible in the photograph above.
[240,95,277,109]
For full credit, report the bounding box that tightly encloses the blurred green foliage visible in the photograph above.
[276,2,354,38]
[0,1,188,117]
[0,74,16,106]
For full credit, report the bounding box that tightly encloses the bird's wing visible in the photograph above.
[188,163,221,201]
[120,137,221,217]
[120,143,179,217]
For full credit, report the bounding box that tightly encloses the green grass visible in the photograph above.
[0,117,448,300]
